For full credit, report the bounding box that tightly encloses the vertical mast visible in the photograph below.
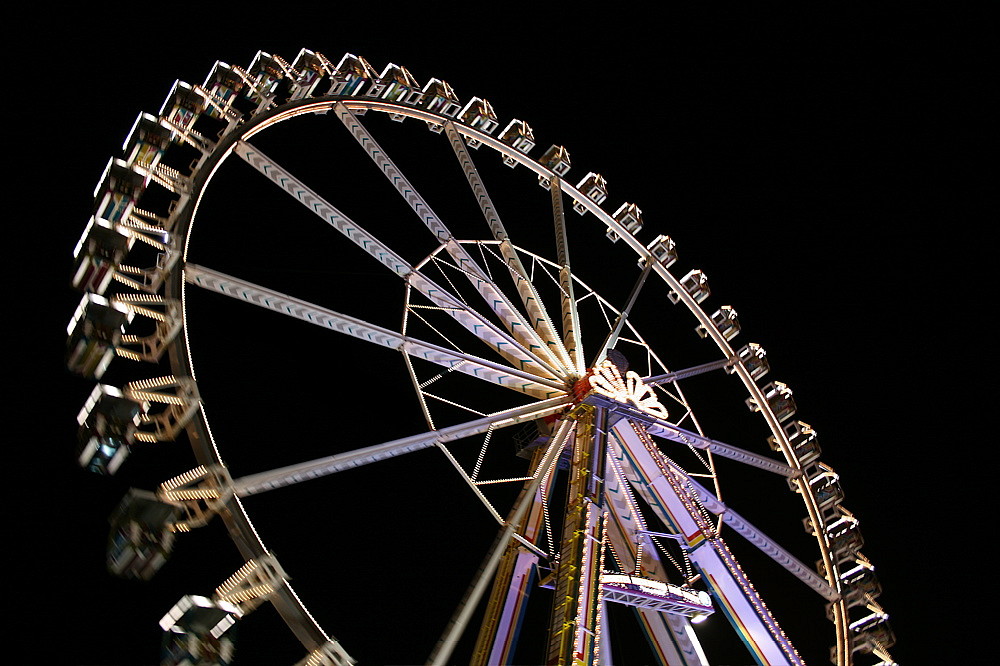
[546,406,607,665]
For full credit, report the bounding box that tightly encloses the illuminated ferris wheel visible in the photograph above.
[68,48,897,666]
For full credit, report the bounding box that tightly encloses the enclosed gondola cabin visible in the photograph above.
[76,383,145,475]
[66,292,132,378]
[160,595,241,666]
[107,488,179,580]
[123,113,173,171]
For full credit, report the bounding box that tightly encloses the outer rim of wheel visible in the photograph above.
[161,88,851,663]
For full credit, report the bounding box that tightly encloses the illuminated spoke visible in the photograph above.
[585,392,797,477]
[185,264,565,399]
[231,396,571,497]
[592,259,653,366]
[682,476,838,601]
[549,177,585,374]
[643,418,794,477]
[644,357,737,386]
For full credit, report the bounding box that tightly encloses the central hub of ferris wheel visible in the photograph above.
[572,351,669,421]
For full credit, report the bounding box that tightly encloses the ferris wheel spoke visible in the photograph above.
[549,177,585,374]
[643,357,737,386]
[682,476,839,601]
[586,394,797,477]
[645,421,795,477]
[185,264,565,399]
[331,103,566,375]
[230,396,571,497]
[233,140,562,380]
[592,257,654,366]
[332,102,452,241]
[444,121,575,376]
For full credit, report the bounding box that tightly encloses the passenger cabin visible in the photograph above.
[747,381,795,422]
[73,212,176,295]
[609,203,643,242]
[107,488,179,580]
[123,113,172,170]
[246,51,293,107]
[161,629,236,666]
[370,63,422,110]
[72,217,131,294]
[573,172,608,214]
[421,78,462,124]
[819,506,864,561]
[829,523,864,560]
[77,429,130,476]
[800,461,845,512]
[851,613,895,656]
[821,505,859,537]
[645,234,677,268]
[837,552,874,585]
[829,531,867,570]
[330,53,376,97]
[459,97,499,148]
[288,49,333,101]
[201,62,247,121]
[846,598,891,638]
[66,293,132,379]
[842,567,882,604]
[537,145,571,188]
[769,420,821,464]
[76,384,145,475]
[498,119,535,166]
[160,595,241,666]
[159,81,208,134]
[669,269,710,304]
[93,158,146,224]
[698,305,740,340]
[734,343,769,380]
[826,586,894,654]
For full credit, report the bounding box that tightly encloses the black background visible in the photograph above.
[21,6,979,665]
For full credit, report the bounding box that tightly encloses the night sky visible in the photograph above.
[24,7,976,666]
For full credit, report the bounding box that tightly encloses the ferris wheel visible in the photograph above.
[68,48,897,666]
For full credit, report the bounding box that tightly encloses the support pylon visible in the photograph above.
[546,406,606,666]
